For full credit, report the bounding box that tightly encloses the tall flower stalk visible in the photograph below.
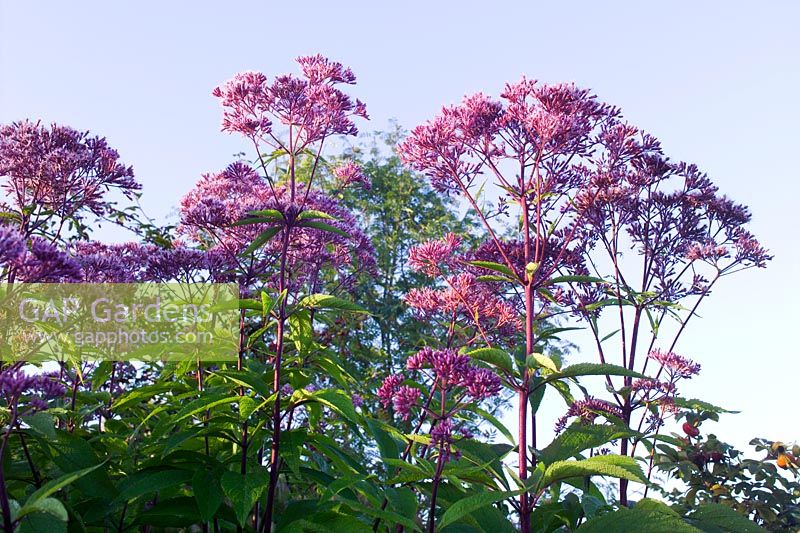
[566,125,771,503]
[399,80,617,531]
[193,55,369,532]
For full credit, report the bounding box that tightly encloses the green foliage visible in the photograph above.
[654,412,800,532]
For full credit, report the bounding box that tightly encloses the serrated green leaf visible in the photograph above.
[241,226,282,256]
[464,347,513,373]
[23,463,104,509]
[22,411,56,440]
[541,455,647,490]
[299,220,349,237]
[577,507,699,532]
[538,423,638,465]
[16,497,67,523]
[16,511,68,533]
[528,352,559,372]
[113,469,192,504]
[689,503,766,532]
[546,275,606,285]
[467,260,518,281]
[173,392,240,423]
[673,398,738,414]
[299,294,368,313]
[542,363,645,385]
[437,490,519,530]
[193,468,224,522]
[221,468,269,526]
[297,209,337,221]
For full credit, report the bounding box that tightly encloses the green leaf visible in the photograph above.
[22,411,56,440]
[466,260,518,281]
[134,497,205,528]
[462,405,515,446]
[538,423,638,465]
[541,455,647,490]
[577,506,699,533]
[173,392,240,423]
[546,275,606,285]
[112,382,188,411]
[437,490,519,530]
[22,463,104,511]
[689,503,766,532]
[299,220,350,237]
[245,209,285,222]
[297,209,337,221]
[239,395,259,419]
[16,511,68,533]
[241,226,282,256]
[542,363,644,384]
[365,418,400,461]
[527,353,559,372]
[113,469,192,504]
[15,498,67,523]
[91,361,114,391]
[673,398,739,414]
[299,294,368,313]
[384,487,417,521]
[476,275,515,283]
[221,468,270,526]
[48,432,117,500]
[193,468,224,522]
[464,347,513,373]
[304,389,361,426]
[215,369,275,399]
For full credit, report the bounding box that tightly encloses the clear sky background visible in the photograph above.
[1,1,798,451]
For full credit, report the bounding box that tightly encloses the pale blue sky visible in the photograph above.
[1,1,798,450]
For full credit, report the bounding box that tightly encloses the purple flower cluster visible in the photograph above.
[377,375,421,421]
[630,378,675,395]
[554,396,624,434]
[0,225,25,264]
[179,162,375,288]
[398,79,616,196]
[431,417,455,459]
[406,347,501,400]
[0,369,66,413]
[13,238,82,282]
[0,121,139,231]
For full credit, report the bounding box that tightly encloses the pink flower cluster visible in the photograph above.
[178,161,375,287]
[212,55,367,149]
[648,349,701,379]
[554,396,624,433]
[405,273,520,335]
[398,78,616,195]
[332,161,370,190]
[408,233,462,277]
[376,374,421,420]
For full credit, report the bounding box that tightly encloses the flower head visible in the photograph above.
[648,349,701,379]
[554,396,623,433]
[212,55,367,148]
[332,161,370,190]
[392,386,421,420]
[0,120,139,233]
[408,234,461,277]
